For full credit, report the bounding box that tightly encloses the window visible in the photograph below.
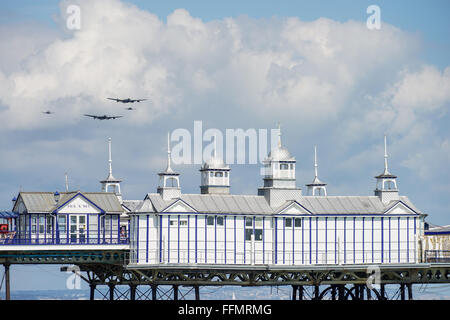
[31,216,37,234]
[104,215,110,233]
[225,172,228,177]
[78,216,86,242]
[254,229,263,241]
[39,216,45,234]
[58,216,66,233]
[70,216,77,242]
[69,215,86,243]
[179,219,188,226]
[170,219,178,226]
[280,163,289,170]
[294,218,302,228]
[46,216,52,234]
[285,218,292,228]
[215,172,223,177]
[245,229,253,241]
[245,217,263,241]
[217,216,224,226]
[207,216,214,226]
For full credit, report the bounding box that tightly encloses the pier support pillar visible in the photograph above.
[353,285,359,300]
[151,285,157,300]
[130,284,136,301]
[89,283,96,301]
[4,264,10,300]
[194,285,200,301]
[338,285,345,300]
[173,285,179,301]
[380,284,386,300]
[407,283,413,300]
[313,285,320,300]
[108,283,115,301]
[298,286,304,301]
[400,284,406,300]
[292,285,297,300]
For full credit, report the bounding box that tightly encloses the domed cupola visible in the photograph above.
[258,123,302,207]
[200,135,230,194]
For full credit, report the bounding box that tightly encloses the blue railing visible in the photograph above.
[0,232,129,246]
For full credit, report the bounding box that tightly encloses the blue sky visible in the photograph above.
[0,0,449,293]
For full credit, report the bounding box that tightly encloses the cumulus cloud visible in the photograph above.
[0,0,425,131]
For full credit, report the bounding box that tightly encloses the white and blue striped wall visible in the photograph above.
[129,214,422,266]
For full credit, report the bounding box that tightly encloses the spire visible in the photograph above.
[314,145,318,179]
[65,172,69,192]
[102,137,120,182]
[306,145,327,196]
[108,137,113,176]
[375,135,398,203]
[158,132,181,200]
[100,137,122,200]
[213,133,217,158]
[277,122,282,148]
[383,135,389,175]
[165,132,174,173]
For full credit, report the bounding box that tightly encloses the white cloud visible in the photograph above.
[0,0,426,131]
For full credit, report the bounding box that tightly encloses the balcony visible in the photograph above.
[0,231,129,246]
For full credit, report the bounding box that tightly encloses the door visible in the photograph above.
[69,215,86,243]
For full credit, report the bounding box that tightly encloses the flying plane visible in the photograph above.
[42,111,54,114]
[124,107,136,111]
[107,97,147,103]
[83,114,123,120]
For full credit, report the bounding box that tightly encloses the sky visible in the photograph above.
[0,0,449,293]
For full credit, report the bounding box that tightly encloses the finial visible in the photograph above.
[383,135,389,175]
[213,133,217,158]
[277,122,282,148]
[65,172,69,192]
[314,145,318,179]
[108,137,113,176]
[166,132,173,172]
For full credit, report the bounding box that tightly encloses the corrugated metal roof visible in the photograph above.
[16,192,123,214]
[122,200,144,212]
[135,193,423,216]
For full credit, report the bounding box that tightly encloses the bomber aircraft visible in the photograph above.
[107,97,147,103]
[83,114,123,120]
